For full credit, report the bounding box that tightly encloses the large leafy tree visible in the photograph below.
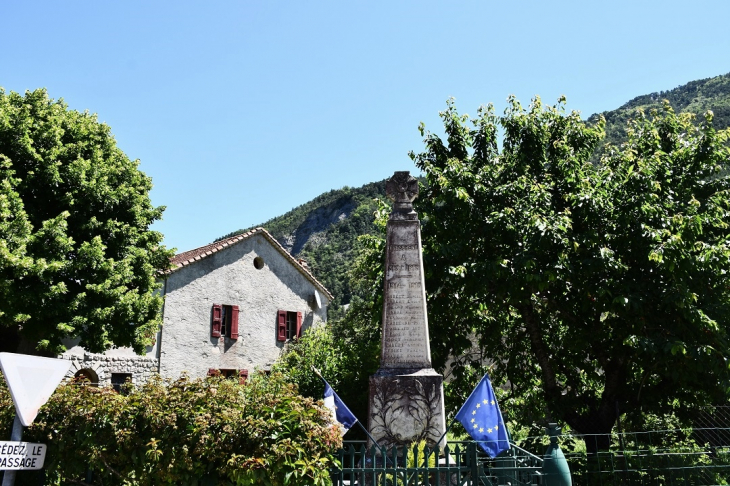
[412,97,730,451]
[0,89,173,355]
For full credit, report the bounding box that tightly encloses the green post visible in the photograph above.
[542,423,572,486]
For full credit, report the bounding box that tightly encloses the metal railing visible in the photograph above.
[332,424,730,486]
[546,428,730,485]
[331,440,544,486]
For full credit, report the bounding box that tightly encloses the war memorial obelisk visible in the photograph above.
[368,171,446,449]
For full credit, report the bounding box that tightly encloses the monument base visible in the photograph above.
[368,368,446,449]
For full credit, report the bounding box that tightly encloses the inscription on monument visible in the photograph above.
[381,221,431,368]
[377,172,431,369]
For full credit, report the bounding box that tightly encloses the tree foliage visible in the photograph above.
[412,97,730,450]
[0,89,172,354]
[271,326,352,400]
[588,71,730,163]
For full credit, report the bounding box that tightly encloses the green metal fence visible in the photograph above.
[331,440,544,486]
[333,425,730,485]
[561,428,730,485]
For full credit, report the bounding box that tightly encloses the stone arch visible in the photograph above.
[65,357,109,385]
[73,368,99,386]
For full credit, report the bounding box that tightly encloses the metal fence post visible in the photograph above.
[542,423,572,486]
[1,415,24,486]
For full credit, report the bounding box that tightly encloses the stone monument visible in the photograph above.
[368,171,446,449]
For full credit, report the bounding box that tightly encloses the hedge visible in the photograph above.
[0,372,341,485]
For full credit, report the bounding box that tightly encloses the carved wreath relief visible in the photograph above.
[370,377,443,449]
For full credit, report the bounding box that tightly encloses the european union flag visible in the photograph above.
[323,380,358,436]
[455,373,510,457]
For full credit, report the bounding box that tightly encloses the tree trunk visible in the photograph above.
[567,411,614,455]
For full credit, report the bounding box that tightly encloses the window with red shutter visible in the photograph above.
[211,304,222,338]
[213,304,240,339]
[277,310,305,341]
[230,305,239,339]
[277,310,287,341]
[238,369,249,384]
[208,369,247,383]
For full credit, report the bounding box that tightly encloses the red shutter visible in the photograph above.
[277,310,287,341]
[212,304,222,338]
[238,369,249,384]
[230,305,239,339]
[296,311,303,338]
[207,368,219,377]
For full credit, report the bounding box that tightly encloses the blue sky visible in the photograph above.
[2,1,729,253]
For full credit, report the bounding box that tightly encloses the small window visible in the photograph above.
[277,310,302,341]
[212,304,239,339]
[220,306,229,336]
[285,312,297,339]
[253,256,264,269]
[111,373,133,394]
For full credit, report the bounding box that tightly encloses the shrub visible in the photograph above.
[271,324,379,440]
[271,326,347,399]
[0,372,340,485]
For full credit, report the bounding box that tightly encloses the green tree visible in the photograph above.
[0,89,172,355]
[271,326,350,399]
[411,97,730,451]
[272,200,390,436]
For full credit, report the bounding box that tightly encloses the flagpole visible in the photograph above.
[434,417,457,447]
[311,365,326,382]
[355,421,383,449]
[433,385,476,448]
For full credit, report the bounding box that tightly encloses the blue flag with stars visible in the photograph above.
[455,373,510,457]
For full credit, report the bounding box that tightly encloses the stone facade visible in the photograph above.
[61,228,331,385]
[160,229,330,379]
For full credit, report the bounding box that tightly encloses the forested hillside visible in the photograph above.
[588,72,730,160]
[220,72,730,313]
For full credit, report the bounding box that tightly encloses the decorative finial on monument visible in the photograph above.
[385,171,419,219]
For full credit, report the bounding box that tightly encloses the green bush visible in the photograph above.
[271,326,348,399]
[271,323,380,441]
[0,372,341,485]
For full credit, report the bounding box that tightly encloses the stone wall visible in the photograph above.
[61,352,158,387]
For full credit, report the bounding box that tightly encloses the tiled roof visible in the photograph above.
[167,228,333,300]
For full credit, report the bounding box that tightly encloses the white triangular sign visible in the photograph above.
[0,353,72,426]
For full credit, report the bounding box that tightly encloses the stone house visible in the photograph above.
[61,228,332,388]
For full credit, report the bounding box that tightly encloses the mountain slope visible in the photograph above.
[588,72,730,160]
